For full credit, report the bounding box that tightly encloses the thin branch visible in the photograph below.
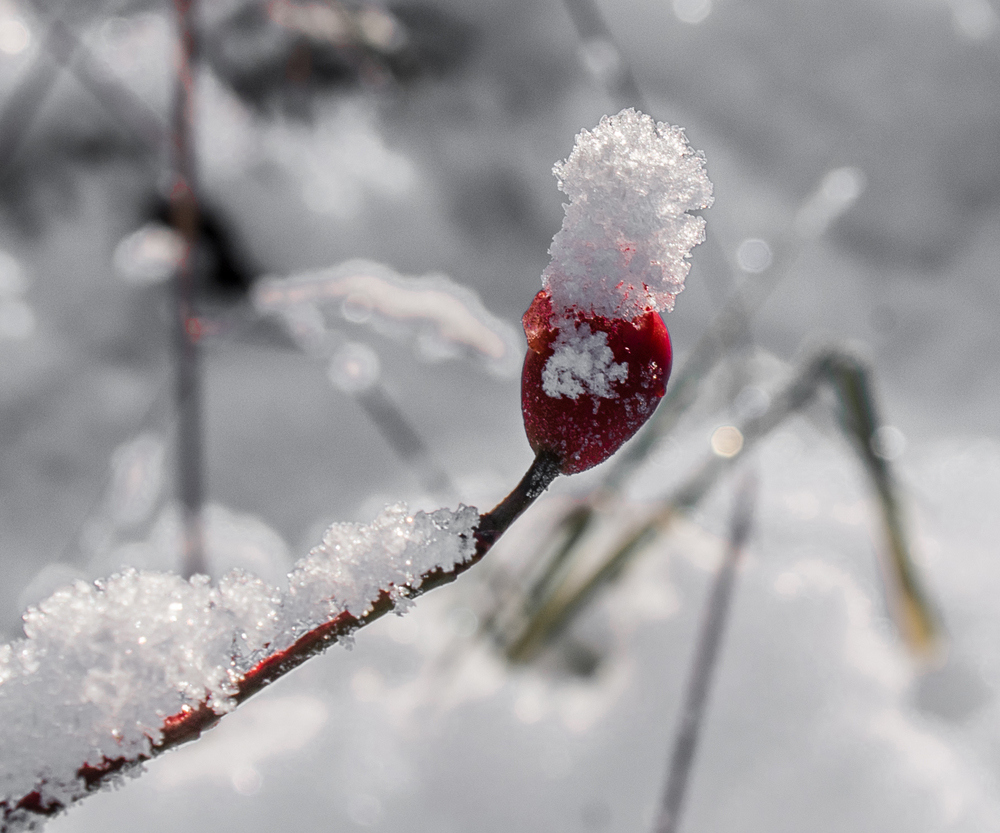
[654,473,756,833]
[503,348,939,662]
[0,451,561,830]
[354,383,457,497]
[170,0,206,579]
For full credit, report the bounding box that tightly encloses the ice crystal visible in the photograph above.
[0,503,478,827]
[541,322,628,400]
[543,108,713,320]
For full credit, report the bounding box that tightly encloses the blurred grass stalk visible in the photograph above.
[502,346,941,664]
[170,0,206,579]
[0,0,166,185]
[654,472,757,833]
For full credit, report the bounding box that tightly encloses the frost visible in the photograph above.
[541,322,628,400]
[543,108,713,320]
[281,504,480,632]
[254,259,522,377]
[0,503,478,824]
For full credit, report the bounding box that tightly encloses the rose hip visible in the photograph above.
[521,289,672,474]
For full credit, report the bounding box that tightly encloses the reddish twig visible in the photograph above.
[0,451,561,831]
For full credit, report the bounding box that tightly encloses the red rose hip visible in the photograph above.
[520,289,672,474]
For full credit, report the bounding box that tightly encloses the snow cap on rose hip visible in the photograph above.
[522,109,712,474]
[543,108,714,321]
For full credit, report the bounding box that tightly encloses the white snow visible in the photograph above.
[542,108,714,320]
[541,321,628,400]
[280,504,479,643]
[0,503,478,826]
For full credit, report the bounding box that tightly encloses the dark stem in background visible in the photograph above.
[0,2,167,186]
[355,384,457,497]
[0,2,77,185]
[654,473,757,833]
[504,348,939,663]
[170,0,206,579]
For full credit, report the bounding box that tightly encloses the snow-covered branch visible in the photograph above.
[0,454,560,833]
[0,107,712,832]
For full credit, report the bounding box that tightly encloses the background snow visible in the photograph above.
[0,0,997,830]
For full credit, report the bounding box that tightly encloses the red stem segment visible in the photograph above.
[1,452,561,830]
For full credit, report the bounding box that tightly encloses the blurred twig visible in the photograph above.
[355,384,457,497]
[0,2,167,188]
[0,2,79,185]
[654,472,757,833]
[502,347,940,663]
[46,18,166,149]
[829,359,938,652]
[260,300,459,498]
[560,0,648,110]
[170,0,206,578]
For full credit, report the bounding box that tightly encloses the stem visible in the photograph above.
[1,452,561,828]
[171,0,206,579]
[654,474,756,833]
[355,384,457,497]
[505,348,939,662]
[476,450,562,547]
[828,357,940,654]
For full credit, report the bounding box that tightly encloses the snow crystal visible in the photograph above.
[543,108,713,320]
[0,503,477,825]
[541,321,628,400]
[281,504,479,635]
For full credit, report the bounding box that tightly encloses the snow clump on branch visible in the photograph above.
[542,108,714,321]
[0,504,477,828]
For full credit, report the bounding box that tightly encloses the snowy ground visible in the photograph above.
[2,0,1000,830]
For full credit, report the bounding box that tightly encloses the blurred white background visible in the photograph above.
[1,0,999,830]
